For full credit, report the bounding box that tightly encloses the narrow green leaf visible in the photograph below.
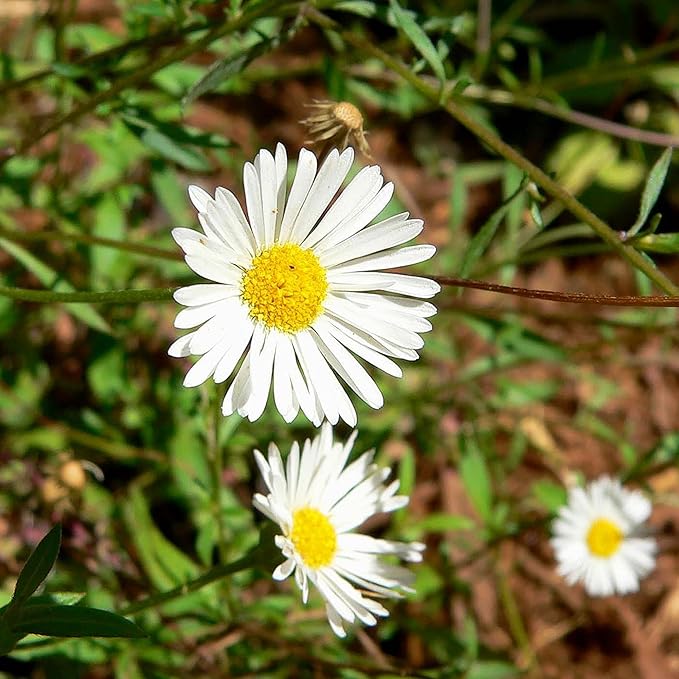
[11,605,145,639]
[458,180,526,277]
[182,38,274,108]
[11,525,61,607]
[122,487,199,591]
[459,443,492,523]
[390,0,446,83]
[139,129,211,172]
[467,660,520,679]
[532,480,567,513]
[411,513,475,533]
[627,147,673,237]
[635,231,679,254]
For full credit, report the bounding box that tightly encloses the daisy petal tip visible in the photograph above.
[187,185,211,213]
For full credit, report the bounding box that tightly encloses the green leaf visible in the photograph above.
[532,480,567,513]
[11,605,145,639]
[51,62,89,78]
[182,37,274,108]
[411,513,475,533]
[390,0,446,83]
[139,129,211,172]
[458,179,526,278]
[11,525,61,607]
[466,660,520,679]
[335,0,377,17]
[635,232,679,254]
[627,147,673,237]
[122,487,200,592]
[459,442,492,523]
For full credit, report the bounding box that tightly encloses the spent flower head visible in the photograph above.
[253,423,424,637]
[302,100,371,157]
[550,476,656,596]
[169,143,439,426]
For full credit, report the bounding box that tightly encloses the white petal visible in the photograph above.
[294,331,357,427]
[272,334,296,422]
[301,165,383,250]
[274,143,288,239]
[212,188,257,256]
[288,148,354,244]
[278,148,318,243]
[273,558,295,581]
[329,271,441,298]
[325,297,425,350]
[311,325,384,409]
[183,340,228,387]
[173,284,237,306]
[244,162,265,250]
[256,149,278,248]
[188,185,211,213]
[320,217,423,268]
[329,244,436,274]
[213,315,255,383]
[243,328,277,421]
[174,298,234,329]
[185,252,242,285]
[168,331,195,358]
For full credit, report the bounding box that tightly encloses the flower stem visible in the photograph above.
[434,276,679,306]
[120,556,251,616]
[0,286,176,304]
[308,10,679,296]
[120,527,277,617]
[0,226,180,261]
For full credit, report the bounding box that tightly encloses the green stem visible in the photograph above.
[309,10,679,295]
[120,528,276,616]
[0,286,176,303]
[120,556,251,616]
[0,226,181,261]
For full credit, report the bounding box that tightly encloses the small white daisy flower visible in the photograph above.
[169,144,439,426]
[252,423,425,637]
[550,476,656,597]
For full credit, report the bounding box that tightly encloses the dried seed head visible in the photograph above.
[301,100,371,158]
[41,478,68,504]
[59,459,87,491]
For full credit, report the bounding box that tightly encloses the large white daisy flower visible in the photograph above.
[169,144,439,426]
[550,476,656,596]
[252,423,425,637]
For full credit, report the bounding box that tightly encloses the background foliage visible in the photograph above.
[1,0,679,677]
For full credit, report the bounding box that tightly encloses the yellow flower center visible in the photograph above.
[241,243,328,334]
[586,518,623,557]
[290,507,337,569]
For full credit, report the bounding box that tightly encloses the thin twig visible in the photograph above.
[434,276,679,306]
[0,286,176,303]
[0,226,181,260]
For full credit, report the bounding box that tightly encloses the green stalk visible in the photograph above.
[0,286,176,303]
[0,226,181,261]
[308,10,679,295]
[120,527,277,616]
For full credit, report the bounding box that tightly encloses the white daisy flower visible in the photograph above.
[252,423,425,637]
[550,476,656,596]
[169,144,439,426]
